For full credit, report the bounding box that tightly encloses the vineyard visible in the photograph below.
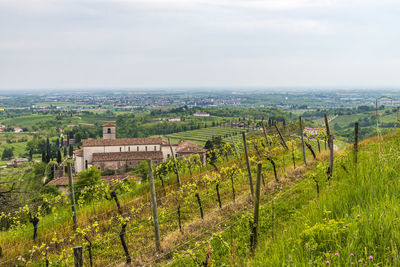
[161,126,254,147]
[0,115,393,266]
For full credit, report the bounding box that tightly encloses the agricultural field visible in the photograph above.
[159,126,255,147]
[0,133,33,164]
[1,114,55,128]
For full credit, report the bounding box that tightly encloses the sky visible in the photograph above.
[1,0,400,90]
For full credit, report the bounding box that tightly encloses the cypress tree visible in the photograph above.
[41,151,46,162]
[69,145,73,157]
[57,150,62,164]
[46,138,50,162]
[46,151,50,163]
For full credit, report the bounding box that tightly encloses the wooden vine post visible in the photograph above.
[305,142,316,159]
[67,161,78,230]
[73,246,83,267]
[242,132,254,196]
[148,159,161,252]
[168,137,181,187]
[324,114,334,179]
[261,121,271,148]
[324,113,331,146]
[230,132,240,161]
[328,135,334,179]
[266,157,278,182]
[251,163,262,250]
[353,122,359,165]
[299,116,307,165]
[291,143,296,169]
[274,123,288,150]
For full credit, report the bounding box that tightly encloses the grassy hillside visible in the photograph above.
[170,132,400,266]
[6,121,394,266]
[0,124,319,266]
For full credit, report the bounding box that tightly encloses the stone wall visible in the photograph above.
[92,159,163,174]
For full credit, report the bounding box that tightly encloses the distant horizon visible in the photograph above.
[0,87,400,93]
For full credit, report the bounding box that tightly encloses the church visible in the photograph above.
[73,123,206,174]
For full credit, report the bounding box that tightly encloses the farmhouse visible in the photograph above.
[6,158,29,168]
[168,117,181,122]
[12,126,23,133]
[193,111,210,117]
[74,123,206,174]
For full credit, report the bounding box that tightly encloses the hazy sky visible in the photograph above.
[1,0,400,89]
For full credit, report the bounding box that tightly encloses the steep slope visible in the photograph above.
[170,133,400,266]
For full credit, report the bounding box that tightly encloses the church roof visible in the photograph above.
[92,151,163,162]
[103,123,116,127]
[82,137,162,147]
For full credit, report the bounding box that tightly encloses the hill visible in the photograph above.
[2,122,397,266]
[171,133,400,266]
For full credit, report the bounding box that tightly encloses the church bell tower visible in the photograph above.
[103,123,116,139]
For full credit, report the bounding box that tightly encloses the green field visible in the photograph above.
[1,114,55,128]
[156,126,254,146]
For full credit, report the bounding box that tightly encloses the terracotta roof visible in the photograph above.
[83,137,162,147]
[177,141,197,148]
[175,141,206,153]
[92,151,163,162]
[162,140,178,146]
[74,149,83,157]
[48,175,131,186]
[103,123,116,127]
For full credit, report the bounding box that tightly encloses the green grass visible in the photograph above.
[1,114,56,128]
[170,133,400,266]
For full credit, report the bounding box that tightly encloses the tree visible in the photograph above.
[135,160,149,182]
[1,147,14,160]
[69,145,73,157]
[75,166,102,200]
[46,138,50,156]
[57,150,62,164]
[28,149,33,161]
[41,151,46,163]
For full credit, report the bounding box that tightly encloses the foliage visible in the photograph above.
[135,160,149,182]
[75,166,102,200]
[1,146,14,160]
